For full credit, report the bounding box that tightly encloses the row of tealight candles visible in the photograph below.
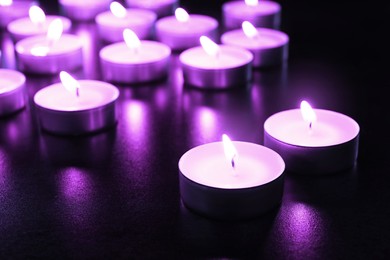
[0,0,360,221]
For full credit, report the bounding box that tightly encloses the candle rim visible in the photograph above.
[96,7,157,23]
[223,0,281,15]
[156,14,218,34]
[0,69,26,94]
[7,15,72,35]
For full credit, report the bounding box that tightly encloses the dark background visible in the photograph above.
[1,0,390,259]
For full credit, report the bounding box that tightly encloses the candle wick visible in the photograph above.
[309,122,312,129]
[76,88,80,97]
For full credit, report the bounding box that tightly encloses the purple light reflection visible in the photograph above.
[194,106,218,144]
[123,100,149,145]
[0,31,16,69]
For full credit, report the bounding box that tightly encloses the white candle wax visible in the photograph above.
[125,0,178,17]
[221,27,289,67]
[15,34,83,74]
[0,69,26,116]
[223,0,281,30]
[8,16,72,42]
[156,14,218,51]
[0,1,35,28]
[96,9,156,43]
[59,0,111,21]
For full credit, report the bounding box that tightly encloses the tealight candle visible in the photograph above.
[34,71,120,135]
[7,6,72,42]
[96,2,157,43]
[222,0,281,30]
[264,101,360,174]
[15,19,83,74]
[0,0,35,28]
[0,69,26,116]
[221,21,288,68]
[155,7,219,51]
[59,0,110,21]
[180,36,253,89]
[100,29,171,83]
[179,134,285,220]
[125,0,178,17]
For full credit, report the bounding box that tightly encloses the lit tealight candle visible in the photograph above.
[179,36,253,89]
[223,0,281,30]
[0,0,35,28]
[125,0,178,18]
[100,28,171,83]
[221,21,288,68]
[15,19,83,74]
[7,5,72,42]
[264,100,360,174]
[59,0,111,21]
[155,7,218,51]
[0,69,26,116]
[96,2,157,43]
[179,134,285,220]
[34,71,120,135]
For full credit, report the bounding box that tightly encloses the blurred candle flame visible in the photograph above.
[200,36,219,58]
[222,134,238,169]
[175,7,189,23]
[29,6,46,25]
[123,28,141,53]
[245,0,258,7]
[300,100,317,129]
[0,0,12,6]
[47,18,63,42]
[242,21,259,39]
[110,1,127,18]
[60,71,80,97]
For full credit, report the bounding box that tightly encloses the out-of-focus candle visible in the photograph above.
[180,36,253,89]
[179,134,285,220]
[100,29,171,83]
[15,18,83,74]
[59,0,111,21]
[7,5,72,42]
[264,100,360,174]
[222,0,281,30]
[0,69,26,116]
[0,0,35,28]
[155,7,218,51]
[96,2,157,43]
[125,0,178,17]
[221,21,288,68]
[34,71,120,135]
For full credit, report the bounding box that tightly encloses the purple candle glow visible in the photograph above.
[96,2,157,43]
[264,100,360,174]
[125,0,178,17]
[179,134,285,220]
[180,36,253,89]
[223,0,281,30]
[7,5,72,42]
[59,0,110,21]
[0,0,35,28]
[34,71,119,135]
[15,19,83,74]
[155,7,218,51]
[99,29,171,83]
[221,21,288,67]
[0,69,26,116]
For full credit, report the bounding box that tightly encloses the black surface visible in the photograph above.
[1,0,390,259]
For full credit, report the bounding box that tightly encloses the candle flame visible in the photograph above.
[222,134,238,169]
[60,71,80,97]
[300,100,317,129]
[0,0,12,6]
[245,0,258,7]
[200,36,220,58]
[29,6,46,25]
[242,21,259,39]
[175,7,189,23]
[110,1,127,18]
[123,28,141,52]
[47,18,63,43]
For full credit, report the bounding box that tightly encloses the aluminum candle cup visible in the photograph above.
[179,45,253,89]
[264,109,360,174]
[96,8,157,43]
[100,41,171,84]
[59,0,110,21]
[125,0,178,17]
[221,27,289,68]
[8,16,72,42]
[155,14,218,51]
[0,69,26,116]
[0,1,35,28]
[179,141,285,220]
[34,80,119,135]
[222,0,281,30]
[15,34,83,74]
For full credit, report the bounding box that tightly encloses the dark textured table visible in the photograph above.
[1,0,389,259]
